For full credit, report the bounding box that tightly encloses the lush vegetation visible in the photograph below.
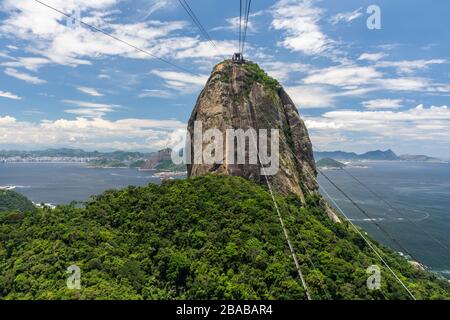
[1,175,449,300]
[243,62,280,94]
[316,158,346,169]
[88,159,128,168]
[0,190,36,214]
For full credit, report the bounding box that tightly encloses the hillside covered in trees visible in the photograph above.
[0,175,449,300]
[0,190,36,214]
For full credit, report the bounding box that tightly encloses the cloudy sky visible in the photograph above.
[0,0,449,157]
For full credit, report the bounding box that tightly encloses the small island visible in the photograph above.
[316,157,346,169]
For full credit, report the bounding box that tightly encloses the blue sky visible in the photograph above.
[0,0,449,157]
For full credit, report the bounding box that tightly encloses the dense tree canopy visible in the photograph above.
[0,190,36,214]
[0,175,449,300]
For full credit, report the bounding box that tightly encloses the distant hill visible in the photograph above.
[316,158,345,169]
[315,149,445,163]
[399,154,444,163]
[361,149,398,160]
[315,151,360,161]
[0,148,151,161]
[141,148,186,172]
[315,149,398,161]
[0,190,36,214]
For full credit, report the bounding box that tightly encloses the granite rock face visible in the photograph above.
[141,149,172,170]
[187,60,317,201]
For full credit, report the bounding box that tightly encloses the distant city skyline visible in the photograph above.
[0,0,449,158]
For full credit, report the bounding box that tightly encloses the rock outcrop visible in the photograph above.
[187,60,317,201]
[141,148,172,170]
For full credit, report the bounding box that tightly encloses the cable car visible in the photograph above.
[232,53,244,63]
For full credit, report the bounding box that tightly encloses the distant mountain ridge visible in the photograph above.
[0,148,188,171]
[2,148,444,164]
[314,149,444,162]
[0,148,151,160]
[398,154,445,162]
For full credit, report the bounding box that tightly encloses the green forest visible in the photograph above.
[0,190,36,214]
[1,175,449,300]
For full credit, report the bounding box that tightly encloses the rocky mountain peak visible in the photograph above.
[186,60,317,201]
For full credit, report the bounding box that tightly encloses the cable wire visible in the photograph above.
[318,176,417,300]
[254,109,417,299]
[319,169,418,261]
[177,0,225,60]
[253,135,312,300]
[239,0,243,53]
[241,0,252,55]
[32,0,201,76]
[340,167,450,253]
[313,145,450,255]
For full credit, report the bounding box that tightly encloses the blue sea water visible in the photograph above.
[1,161,449,279]
[0,163,175,204]
[317,161,450,279]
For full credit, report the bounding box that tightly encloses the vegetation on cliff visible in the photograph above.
[242,62,280,94]
[1,175,448,300]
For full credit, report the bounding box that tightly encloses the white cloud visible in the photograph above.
[304,65,381,87]
[138,89,173,98]
[271,0,332,55]
[141,0,174,19]
[0,90,22,100]
[1,57,51,71]
[306,104,450,153]
[98,74,111,80]
[358,53,386,62]
[378,43,400,51]
[432,84,450,94]
[285,85,333,108]
[62,99,119,118]
[374,77,429,91]
[77,86,104,97]
[329,8,363,25]
[4,68,47,84]
[0,52,12,59]
[150,69,208,93]
[285,82,379,109]
[261,61,311,82]
[306,104,450,141]
[302,64,433,94]
[0,115,186,151]
[362,99,404,109]
[376,59,446,74]
[171,38,236,60]
[0,0,231,70]
[211,15,257,33]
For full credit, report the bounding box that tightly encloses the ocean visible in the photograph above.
[317,161,450,279]
[0,163,177,205]
[1,161,449,279]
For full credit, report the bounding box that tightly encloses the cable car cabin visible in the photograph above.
[232,53,244,63]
